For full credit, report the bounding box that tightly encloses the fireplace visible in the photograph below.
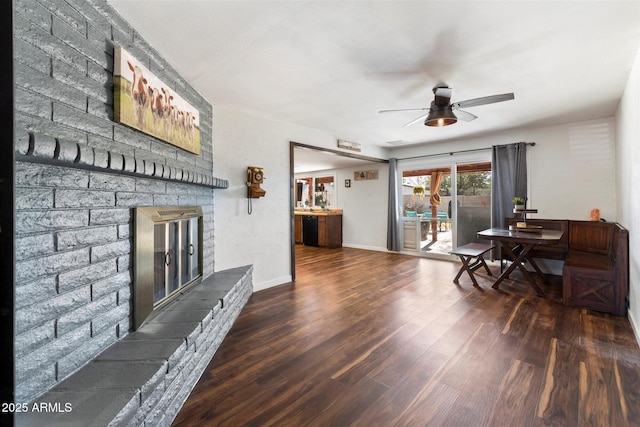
[134,206,204,329]
[12,0,245,414]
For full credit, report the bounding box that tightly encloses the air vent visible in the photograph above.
[386,140,411,146]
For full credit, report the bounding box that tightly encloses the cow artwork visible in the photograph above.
[127,61,149,129]
[114,46,201,155]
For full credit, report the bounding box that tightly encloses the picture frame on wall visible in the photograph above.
[345,179,351,188]
[113,46,201,155]
[354,169,379,180]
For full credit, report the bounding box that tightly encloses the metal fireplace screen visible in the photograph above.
[134,206,203,329]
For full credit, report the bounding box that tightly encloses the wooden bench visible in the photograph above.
[562,221,628,316]
[450,243,494,287]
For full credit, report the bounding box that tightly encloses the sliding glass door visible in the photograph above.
[401,167,452,255]
[398,152,491,257]
[455,162,492,247]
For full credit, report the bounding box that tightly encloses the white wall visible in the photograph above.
[213,106,388,290]
[339,164,389,250]
[616,44,640,340]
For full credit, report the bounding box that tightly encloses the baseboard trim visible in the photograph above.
[628,309,640,347]
[342,243,389,252]
[254,275,292,292]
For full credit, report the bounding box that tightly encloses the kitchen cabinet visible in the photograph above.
[295,215,303,244]
[294,210,342,248]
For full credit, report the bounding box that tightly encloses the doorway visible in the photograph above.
[289,141,388,280]
[398,155,492,258]
[401,166,453,255]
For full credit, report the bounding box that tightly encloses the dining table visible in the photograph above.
[477,227,565,297]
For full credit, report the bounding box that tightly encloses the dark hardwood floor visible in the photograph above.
[172,245,640,427]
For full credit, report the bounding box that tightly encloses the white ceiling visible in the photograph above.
[108,0,640,168]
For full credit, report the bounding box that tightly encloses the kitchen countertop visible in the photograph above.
[294,209,343,216]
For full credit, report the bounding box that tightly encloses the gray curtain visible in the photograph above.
[387,158,401,251]
[491,142,528,228]
[491,142,528,257]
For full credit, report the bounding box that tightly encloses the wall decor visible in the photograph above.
[337,139,361,152]
[114,46,201,154]
[354,169,379,180]
[345,179,351,188]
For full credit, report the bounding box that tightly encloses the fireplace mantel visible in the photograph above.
[16,131,229,189]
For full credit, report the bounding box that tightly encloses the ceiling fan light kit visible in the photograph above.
[380,85,514,128]
[425,103,457,127]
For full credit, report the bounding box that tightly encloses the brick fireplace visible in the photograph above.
[13,0,251,424]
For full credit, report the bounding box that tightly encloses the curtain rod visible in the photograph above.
[398,142,535,161]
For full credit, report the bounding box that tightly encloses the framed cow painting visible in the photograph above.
[113,46,201,155]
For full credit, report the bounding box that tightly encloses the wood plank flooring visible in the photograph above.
[172,245,640,427]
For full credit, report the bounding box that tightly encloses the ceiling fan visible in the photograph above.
[379,85,514,127]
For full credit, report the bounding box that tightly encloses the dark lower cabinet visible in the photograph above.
[302,215,319,247]
[318,215,342,248]
[295,214,342,248]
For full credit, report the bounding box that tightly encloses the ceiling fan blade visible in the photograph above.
[454,109,477,122]
[379,107,429,113]
[451,93,514,109]
[403,113,429,127]
[433,86,452,106]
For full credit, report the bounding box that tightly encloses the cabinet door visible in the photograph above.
[295,216,303,243]
[327,215,342,248]
[318,216,327,246]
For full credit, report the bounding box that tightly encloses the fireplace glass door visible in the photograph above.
[134,205,203,329]
[188,217,200,280]
[153,218,200,305]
